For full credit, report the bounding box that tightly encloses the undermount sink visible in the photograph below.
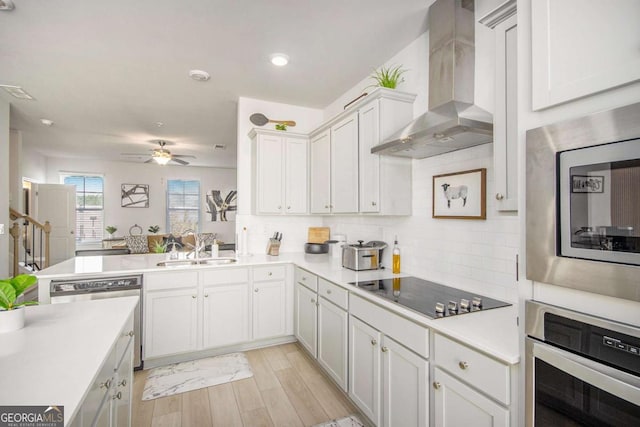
[156,257,237,267]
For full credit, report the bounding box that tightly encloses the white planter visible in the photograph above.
[0,307,25,333]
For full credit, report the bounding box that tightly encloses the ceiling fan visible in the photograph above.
[121,140,195,165]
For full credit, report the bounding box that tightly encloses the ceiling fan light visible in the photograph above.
[153,152,171,165]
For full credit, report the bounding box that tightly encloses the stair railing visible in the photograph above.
[9,207,51,277]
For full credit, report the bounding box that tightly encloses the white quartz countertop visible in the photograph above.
[36,252,519,364]
[0,297,138,425]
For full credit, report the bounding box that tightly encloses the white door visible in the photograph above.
[349,315,381,425]
[256,134,284,214]
[253,280,286,340]
[331,113,359,213]
[203,283,250,348]
[294,282,318,357]
[382,336,428,427]
[318,297,348,391]
[433,367,508,427]
[359,100,381,212]
[31,183,76,266]
[309,130,331,214]
[144,288,199,358]
[284,137,308,214]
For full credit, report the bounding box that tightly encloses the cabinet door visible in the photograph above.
[309,130,331,214]
[112,337,133,427]
[382,336,428,427]
[318,298,348,391]
[359,100,381,213]
[253,280,286,340]
[144,288,198,358]
[256,134,284,214]
[203,283,250,348]
[349,316,381,425]
[284,137,308,214]
[493,14,518,211]
[294,282,317,357]
[433,367,508,427]
[331,113,359,213]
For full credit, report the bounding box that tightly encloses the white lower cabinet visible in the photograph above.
[294,281,318,356]
[252,265,288,340]
[144,287,199,358]
[349,315,428,427]
[318,295,348,390]
[74,315,134,427]
[203,282,250,348]
[433,368,508,427]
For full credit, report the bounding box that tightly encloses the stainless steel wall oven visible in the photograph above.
[526,102,640,301]
[525,301,640,426]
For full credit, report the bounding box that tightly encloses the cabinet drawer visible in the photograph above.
[318,278,348,310]
[253,265,286,282]
[434,333,510,405]
[145,271,198,291]
[350,294,429,359]
[202,267,249,286]
[295,267,318,292]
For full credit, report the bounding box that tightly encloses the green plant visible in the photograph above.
[368,64,407,89]
[0,274,38,311]
[151,241,166,253]
[148,225,160,234]
[275,123,287,131]
[105,225,118,235]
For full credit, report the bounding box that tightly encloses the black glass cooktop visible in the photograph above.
[348,276,511,319]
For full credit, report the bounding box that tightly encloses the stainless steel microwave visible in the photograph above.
[526,102,640,302]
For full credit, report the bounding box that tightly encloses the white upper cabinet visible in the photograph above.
[481,2,518,211]
[310,130,331,214]
[531,0,640,110]
[358,101,381,212]
[330,113,359,213]
[251,129,308,215]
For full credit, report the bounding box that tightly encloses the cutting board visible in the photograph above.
[308,227,330,243]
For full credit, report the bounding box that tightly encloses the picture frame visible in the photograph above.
[121,184,149,208]
[571,175,604,193]
[432,168,486,219]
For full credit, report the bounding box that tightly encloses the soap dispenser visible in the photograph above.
[392,236,401,274]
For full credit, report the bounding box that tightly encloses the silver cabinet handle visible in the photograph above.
[204,294,209,298]
[311,298,316,303]
[371,201,377,206]
[433,381,441,390]
[118,379,127,387]
[326,289,332,294]
[287,206,291,209]
[126,330,134,337]
[325,205,329,209]
[192,295,197,299]
[302,276,307,281]
[381,346,388,353]
[112,391,122,400]
[278,205,282,210]
[100,379,112,389]
[496,193,504,200]
[371,339,377,346]
[268,272,273,276]
[459,361,469,370]
[254,288,259,292]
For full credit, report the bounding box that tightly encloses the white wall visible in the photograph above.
[0,98,10,277]
[43,157,237,244]
[21,141,47,184]
[236,97,325,254]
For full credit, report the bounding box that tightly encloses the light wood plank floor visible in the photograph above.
[132,343,364,427]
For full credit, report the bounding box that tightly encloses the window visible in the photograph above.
[63,175,104,243]
[167,179,200,235]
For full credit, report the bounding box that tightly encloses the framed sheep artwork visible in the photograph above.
[432,168,486,219]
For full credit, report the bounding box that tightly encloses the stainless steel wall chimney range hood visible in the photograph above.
[371,0,493,158]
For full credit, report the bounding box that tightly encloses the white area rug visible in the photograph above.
[313,415,365,427]
[142,352,253,400]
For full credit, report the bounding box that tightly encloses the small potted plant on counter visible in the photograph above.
[0,274,38,333]
[105,225,118,239]
[151,241,166,254]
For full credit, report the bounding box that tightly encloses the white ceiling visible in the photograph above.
[0,0,429,168]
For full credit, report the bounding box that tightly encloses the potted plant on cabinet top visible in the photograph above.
[368,64,407,89]
[105,225,118,238]
[0,274,38,333]
[148,225,160,234]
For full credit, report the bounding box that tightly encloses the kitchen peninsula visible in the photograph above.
[0,296,138,427]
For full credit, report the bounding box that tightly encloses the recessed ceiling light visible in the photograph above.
[0,0,15,11]
[40,119,54,126]
[270,53,289,67]
[188,69,210,82]
[0,84,35,100]
[156,122,164,128]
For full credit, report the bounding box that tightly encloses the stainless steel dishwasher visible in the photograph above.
[50,275,143,369]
